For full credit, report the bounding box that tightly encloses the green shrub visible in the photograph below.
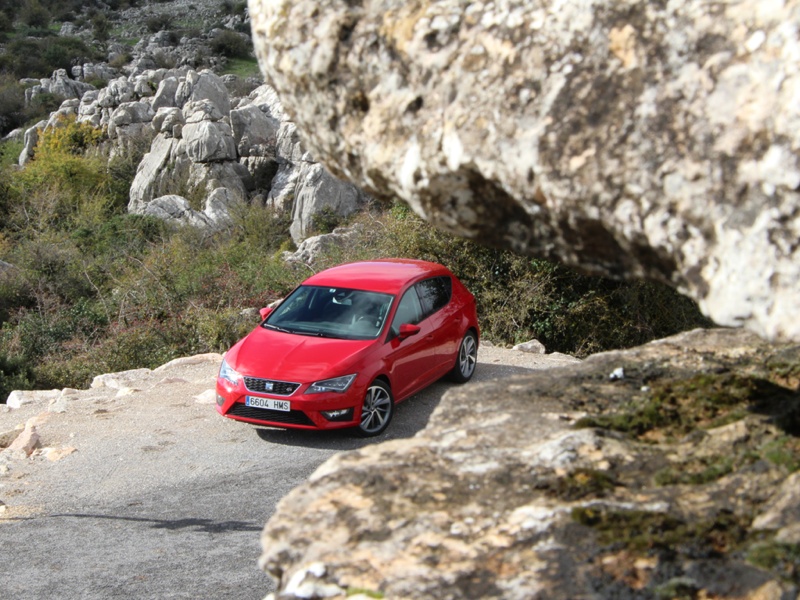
[209,29,252,59]
[145,13,173,33]
[20,0,51,29]
[0,75,27,135]
[310,206,343,235]
[1,36,100,79]
[0,351,33,403]
[91,12,111,42]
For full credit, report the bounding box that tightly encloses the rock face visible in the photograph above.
[249,0,800,342]
[259,328,800,599]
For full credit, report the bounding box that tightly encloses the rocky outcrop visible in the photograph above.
[249,0,800,342]
[16,40,368,241]
[21,69,96,107]
[259,328,800,598]
[282,225,363,265]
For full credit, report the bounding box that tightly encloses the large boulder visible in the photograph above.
[249,0,800,342]
[289,162,369,242]
[128,135,191,213]
[229,104,280,157]
[18,120,46,167]
[175,69,231,115]
[142,195,215,229]
[259,328,800,598]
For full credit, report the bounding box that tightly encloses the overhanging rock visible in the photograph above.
[249,0,800,342]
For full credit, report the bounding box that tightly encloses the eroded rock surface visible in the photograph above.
[249,0,800,341]
[260,329,800,599]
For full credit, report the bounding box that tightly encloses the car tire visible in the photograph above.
[450,331,478,383]
[356,379,394,437]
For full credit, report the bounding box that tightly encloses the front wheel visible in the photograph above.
[450,331,477,383]
[356,380,394,437]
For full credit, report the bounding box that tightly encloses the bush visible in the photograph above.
[209,29,252,59]
[19,0,51,30]
[0,36,99,79]
[91,13,111,42]
[145,13,172,33]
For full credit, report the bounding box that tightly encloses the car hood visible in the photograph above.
[227,326,375,383]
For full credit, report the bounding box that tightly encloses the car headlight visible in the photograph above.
[307,374,357,394]
[219,358,242,386]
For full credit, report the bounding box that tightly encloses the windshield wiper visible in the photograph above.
[264,323,293,334]
[312,330,337,338]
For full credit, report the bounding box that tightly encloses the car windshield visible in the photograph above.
[263,286,394,340]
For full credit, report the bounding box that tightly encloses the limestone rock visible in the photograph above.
[6,422,40,459]
[142,195,215,229]
[153,353,223,372]
[183,120,237,163]
[258,328,800,598]
[128,134,188,213]
[289,163,369,243]
[175,69,231,115]
[513,339,546,354]
[6,389,61,410]
[18,121,43,166]
[283,225,363,265]
[229,104,280,157]
[752,472,800,542]
[91,368,152,390]
[250,0,800,342]
[152,107,185,136]
[152,76,180,111]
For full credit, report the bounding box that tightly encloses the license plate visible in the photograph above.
[246,396,290,411]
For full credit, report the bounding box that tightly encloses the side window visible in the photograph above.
[389,288,422,337]
[415,276,452,319]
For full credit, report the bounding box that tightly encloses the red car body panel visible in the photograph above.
[215,259,479,432]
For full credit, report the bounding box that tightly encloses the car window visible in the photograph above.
[389,287,423,337]
[415,276,452,319]
[264,285,393,340]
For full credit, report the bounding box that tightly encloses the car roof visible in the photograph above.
[303,259,450,295]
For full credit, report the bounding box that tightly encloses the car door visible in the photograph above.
[384,286,439,400]
[415,276,460,374]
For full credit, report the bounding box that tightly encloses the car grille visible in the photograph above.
[227,403,316,426]
[243,377,300,396]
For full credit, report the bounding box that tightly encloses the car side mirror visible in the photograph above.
[259,307,273,320]
[398,323,421,340]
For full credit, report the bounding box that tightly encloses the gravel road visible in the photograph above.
[0,346,577,599]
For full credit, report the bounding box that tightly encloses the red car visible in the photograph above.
[215,259,479,436]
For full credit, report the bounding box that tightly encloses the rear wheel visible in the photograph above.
[450,331,477,383]
[357,380,394,437]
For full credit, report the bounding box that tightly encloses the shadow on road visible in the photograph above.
[252,362,544,450]
[44,513,263,533]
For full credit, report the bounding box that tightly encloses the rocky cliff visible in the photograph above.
[249,0,800,343]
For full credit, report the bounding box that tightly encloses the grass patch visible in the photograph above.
[748,542,800,584]
[576,372,799,441]
[220,57,261,79]
[572,506,750,558]
[537,468,618,501]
